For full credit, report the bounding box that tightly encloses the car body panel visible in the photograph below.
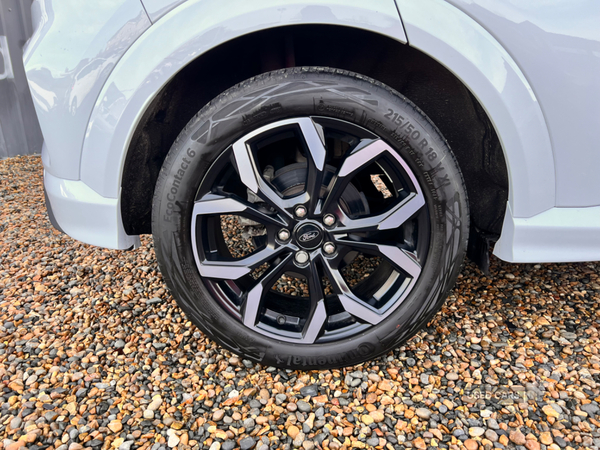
[140,0,186,22]
[396,0,555,219]
[445,0,600,208]
[23,0,150,181]
[78,0,408,199]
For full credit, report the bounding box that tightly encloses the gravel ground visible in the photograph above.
[2,155,600,450]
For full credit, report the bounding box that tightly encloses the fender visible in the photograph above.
[78,0,407,200]
[396,0,555,219]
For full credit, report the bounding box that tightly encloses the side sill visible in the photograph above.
[493,203,600,263]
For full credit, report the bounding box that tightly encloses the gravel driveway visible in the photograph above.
[1,155,600,450]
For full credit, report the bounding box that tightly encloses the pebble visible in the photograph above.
[485,429,498,441]
[108,420,123,432]
[239,436,256,449]
[302,441,315,450]
[464,440,478,450]
[300,384,318,396]
[9,417,21,430]
[469,427,485,437]
[487,418,500,430]
[415,408,431,419]
[288,425,300,439]
[510,430,527,445]
[167,434,179,448]
[1,156,600,450]
[367,437,380,446]
[222,441,236,450]
[297,400,311,412]
[148,395,162,410]
[293,432,305,448]
[213,409,225,421]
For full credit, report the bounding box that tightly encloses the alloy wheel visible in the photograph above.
[190,116,430,344]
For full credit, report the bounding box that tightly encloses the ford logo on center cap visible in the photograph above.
[295,223,324,249]
[299,231,319,242]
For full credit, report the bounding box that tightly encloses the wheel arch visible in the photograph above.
[118,24,510,245]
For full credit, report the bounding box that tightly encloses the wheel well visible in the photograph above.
[121,24,508,242]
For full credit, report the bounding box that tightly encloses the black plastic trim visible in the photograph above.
[44,188,65,234]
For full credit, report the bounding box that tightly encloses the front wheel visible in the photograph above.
[152,67,469,369]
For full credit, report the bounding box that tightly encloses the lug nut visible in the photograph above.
[294,205,307,218]
[277,228,290,241]
[323,242,336,255]
[323,214,336,227]
[294,251,309,265]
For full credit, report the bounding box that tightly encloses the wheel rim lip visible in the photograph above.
[190,115,431,344]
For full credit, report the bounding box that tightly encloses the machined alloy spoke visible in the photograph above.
[194,247,284,280]
[242,253,293,328]
[335,239,422,279]
[334,191,426,233]
[300,260,328,343]
[192,193,287,227]
[322,138,425,227]
[295,118,327,214]
[320,138,382,213]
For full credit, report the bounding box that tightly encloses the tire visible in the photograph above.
[152,67,469,369]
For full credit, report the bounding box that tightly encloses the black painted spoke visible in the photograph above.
[242,253,293,328]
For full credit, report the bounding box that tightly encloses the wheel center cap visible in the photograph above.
[295,222,324,250]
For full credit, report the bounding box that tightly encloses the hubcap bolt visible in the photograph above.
[323,214,336,227]
[295,205,307,218]
[295,251,309,265]
[323,242,336,255]
[277,229,290,241]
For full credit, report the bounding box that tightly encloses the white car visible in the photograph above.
[24,0,600,368]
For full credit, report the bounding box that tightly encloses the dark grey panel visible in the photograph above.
[0,0,42,159]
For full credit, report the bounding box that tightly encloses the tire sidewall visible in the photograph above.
[152,68,468,369]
